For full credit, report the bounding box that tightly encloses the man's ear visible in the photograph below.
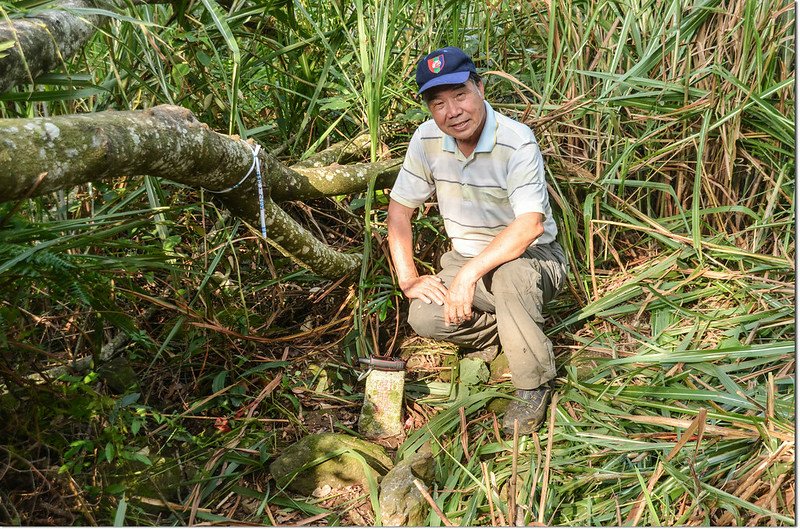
[476,79,485,98]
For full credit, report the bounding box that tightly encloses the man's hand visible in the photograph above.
[444,268,478,326]
[399,275,448,306]
[440,213,545,325]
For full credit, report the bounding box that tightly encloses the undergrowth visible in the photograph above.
[0,0,794,525]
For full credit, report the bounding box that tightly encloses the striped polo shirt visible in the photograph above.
[390,101,557,257]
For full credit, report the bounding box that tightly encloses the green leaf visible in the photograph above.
[113,494,127,527]
[212,371,228,393]
[0,40,14,59]
[196,50,212,67]
[458,358,489,387]
[319,97,353,111]
[118,392,140,408]
[0,87,108,102]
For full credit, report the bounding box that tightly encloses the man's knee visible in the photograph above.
[407,298,444,338]
[492,259,541,295]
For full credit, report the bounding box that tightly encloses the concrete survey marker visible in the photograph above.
[358,369,405,443]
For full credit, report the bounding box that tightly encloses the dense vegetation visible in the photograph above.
[0,0,794,525]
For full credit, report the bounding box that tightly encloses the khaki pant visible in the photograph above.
[407,241,567,390]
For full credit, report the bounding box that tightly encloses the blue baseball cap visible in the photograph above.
[416,46,477,95]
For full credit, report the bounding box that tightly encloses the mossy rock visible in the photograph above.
[489,352,510,381]
[113,453,198,503]
[487,394,512,415]
[379,444,435,526]
[97,357,140,393]
[269,433,393,496]
[437,353,458,382]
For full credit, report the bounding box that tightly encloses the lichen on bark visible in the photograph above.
[0,0,104,92]
[0,104,399,279]
[0,0,399,280]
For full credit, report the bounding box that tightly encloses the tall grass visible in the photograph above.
[389,0,794,525]
[0,0,793,525]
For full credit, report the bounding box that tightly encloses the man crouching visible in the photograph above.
[387,46,568,435]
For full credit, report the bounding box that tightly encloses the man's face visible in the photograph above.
[425,79,486,148]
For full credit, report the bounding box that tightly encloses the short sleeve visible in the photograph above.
[389,129,435,208]
[506,142,548,217]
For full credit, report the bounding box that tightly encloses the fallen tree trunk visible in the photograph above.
[0,104,402,278]
[0,0,171,93]
[0,0,104,92]
[0,0,402,279]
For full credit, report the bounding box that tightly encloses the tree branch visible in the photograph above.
[290,134,373,169]
[273,159,401,202]
[0,0,105,92]
[0,104,391,278]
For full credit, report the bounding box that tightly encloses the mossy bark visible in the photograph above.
[0,0,104,92]
[291,134,373,169]
[0,104,401,278]
[276,159,401,202]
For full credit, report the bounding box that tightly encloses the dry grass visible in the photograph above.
[0,0,793,525]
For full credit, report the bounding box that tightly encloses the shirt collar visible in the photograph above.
[442,101,497,154]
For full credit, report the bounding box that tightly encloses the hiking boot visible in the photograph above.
[462,344,500,363]
[502,385,552,435]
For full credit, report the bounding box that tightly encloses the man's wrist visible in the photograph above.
[397,275,418,291]
[457,261,481,285]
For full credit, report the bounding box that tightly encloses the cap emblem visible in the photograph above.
[427,54,444,74]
